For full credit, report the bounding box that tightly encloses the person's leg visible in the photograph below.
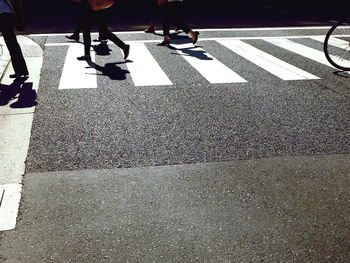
[97,26,107,42]
[95,10,130,59]
[74,9,83,35]
[66,4,83,41]
[158,3,171,45]
[78,3,93,60]
[0,14,28,77]
[145,0,157,33]
[94,9,108,41]
[172,2,199,44]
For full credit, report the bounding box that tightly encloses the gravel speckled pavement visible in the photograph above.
[0,28,349,262]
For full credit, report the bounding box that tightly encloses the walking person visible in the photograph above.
[74,0,130,61]
[144,0,180,34]
[144,0,157,33]
[66,0,106,42]
[0,0,28,78]
[157,0,199,46]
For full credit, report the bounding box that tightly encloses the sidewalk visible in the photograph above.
[0,35,43,231]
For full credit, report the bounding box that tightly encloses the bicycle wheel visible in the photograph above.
[324,21,350,71]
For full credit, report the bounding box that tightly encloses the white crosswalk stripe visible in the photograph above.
[311,36,350,51]
[172,43,247,84]
[53,37,350,89]
[126,43,173,86]
[217,39,319,80]
[265,38,337,68]
[59,44,97,90]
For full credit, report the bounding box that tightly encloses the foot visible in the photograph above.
[98,37,107,42]
[93,37,107,42]
[77,55,91,61]
[144,25,155,33]
[192,31,199,45]
[9,72,29,79]
[123,45,130,60]
[66,34,79,42]
[157,39,170,46]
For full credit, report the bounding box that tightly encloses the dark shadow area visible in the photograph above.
[154,32,212,60]
[10,82,38,108]
[170,44,213,60]
[0,77,37,108]
[22,0,350,33]
[87,61,129,80]
[334,70,350,78]
[92,41,111,56]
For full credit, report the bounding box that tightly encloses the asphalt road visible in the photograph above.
[24,28,350,172]
[0,26,349,262]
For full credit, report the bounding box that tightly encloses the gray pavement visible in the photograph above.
[1,154,349,262]
[25,28,350,172]
[0,27,349,262]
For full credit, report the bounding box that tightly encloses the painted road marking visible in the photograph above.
[172,43,247,84]
[59,44,97,90]
[218,39,319,80]
[126,43,172,86]
[0,184,22,231]
[264,38,340,68]
[311,36,350,51]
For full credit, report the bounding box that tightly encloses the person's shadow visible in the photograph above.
[87,61,129,80]
[171,44,213,60]
[0,78,37,108]
[154,32,212,60]
[334,70,350,79]
[92,41,111,56]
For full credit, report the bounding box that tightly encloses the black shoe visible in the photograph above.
[77,55,91,61]
[98,37,107,42]
[93,37,107,42]
[157,40,170,46]
[144,25,155,33]
[123,45,130,60]
[66,34,79,42]
[192,31,199,45]
[9,72,29,79]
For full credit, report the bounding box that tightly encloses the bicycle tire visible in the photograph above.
[324,21,350,71]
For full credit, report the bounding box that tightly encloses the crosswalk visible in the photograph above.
[59,44,97,89]
[218,39,319,80]
[127,43,172,86]
[50,36,348,89]
[172,43,247,83]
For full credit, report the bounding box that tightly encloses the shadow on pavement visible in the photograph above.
[0,78,37,108]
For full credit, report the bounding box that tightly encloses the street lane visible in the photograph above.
[24,28,350,172]
[0,27,349,262]
[2,154,350,262]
